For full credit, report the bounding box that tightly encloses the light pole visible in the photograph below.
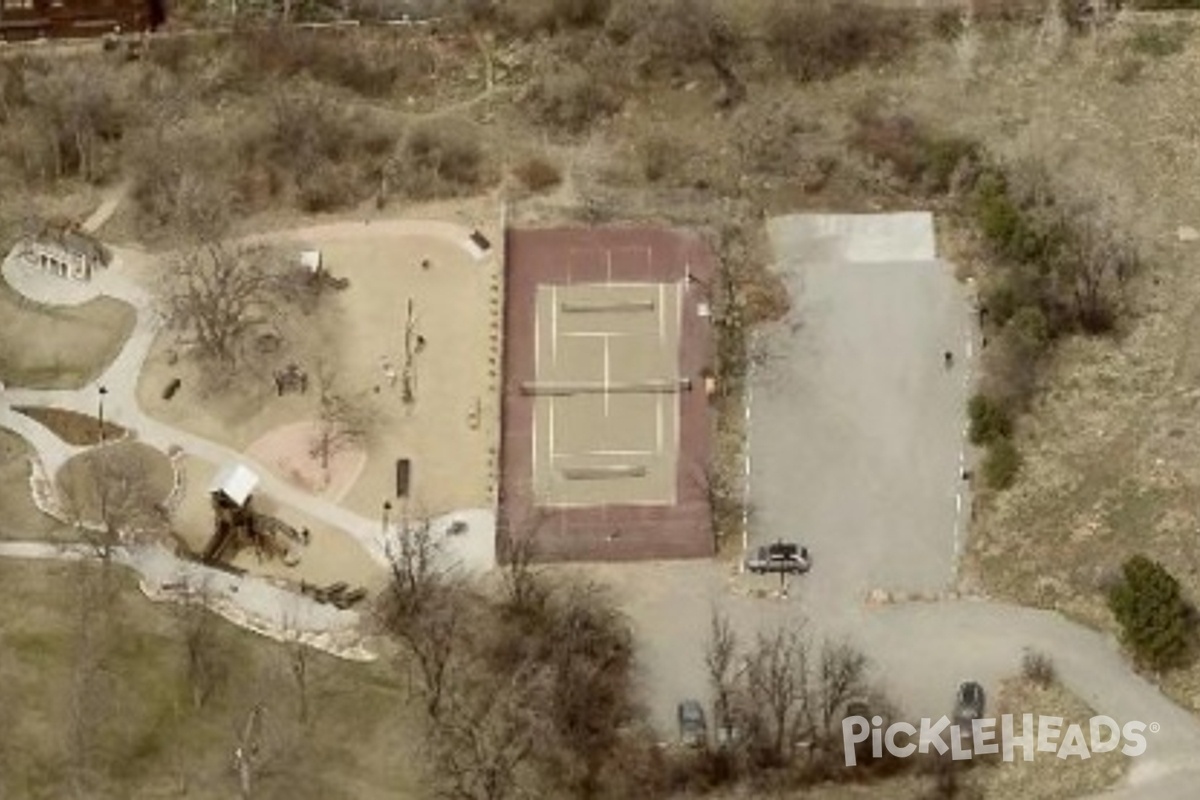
[97,385,110,551]
[382,500,392,536]
[97,385,108,444]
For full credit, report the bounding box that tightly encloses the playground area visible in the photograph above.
[170,455,386,591]
[138,217,502,528]
[501,228,715,562]
[296,219,501,522]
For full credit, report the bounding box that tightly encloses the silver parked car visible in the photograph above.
[745,541,811,575]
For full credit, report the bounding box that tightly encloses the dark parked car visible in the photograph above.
[954,681,986,726]
[745,541,811,575]
[677,700,708,748]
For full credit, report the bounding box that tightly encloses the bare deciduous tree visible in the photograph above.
[1063,205,1136,334]
[706,610,739,742]
[177,585,226,711]
[640,0,744,106]
[282,621,312,725]
[715,624,880,775]
[162,242,298,372]
[310,365,375,476]
[694,464,748,545]
[429,658,547,800]
[498,514,548,617]
[384,515,445,619]
[57,442,171,558]
[232,703,265,800]
[816,639,869,744]
[379,519,463,719]
[539,583,636,799]
[743,626,810,766]
[24,62,123,183]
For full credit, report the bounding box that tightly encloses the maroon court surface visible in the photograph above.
[500,227,715,561]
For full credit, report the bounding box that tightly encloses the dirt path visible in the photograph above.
[81,180,130,235]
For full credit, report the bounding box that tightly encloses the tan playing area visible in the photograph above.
[530,281,684,507]
[501,227,716,561]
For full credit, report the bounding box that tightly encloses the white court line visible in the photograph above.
[531,400,539,487]
[591,449,656,457]
[656,393,664,452]
[590,281,657,289]
[561,331,635,338]
[658,283,665,342]
[551,286,559,364]
[603,336,611,417]
[672,384,681,456]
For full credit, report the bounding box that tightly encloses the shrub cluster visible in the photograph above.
[0,58,131,185]
[513,155,563,192]
[1108,555,1194,672]
[1127,23,1192,58]
[525,66,621,134]
[495,0,612,33]
[766,2,917,82]
[849,110,979,193]
[973,166,1135,486]
[1021,648,1056,688]
[388,117,487,200]
[972,166,1136,338]
[851,114,1136,491]
[131,94,399,234]
[224,28,433,98]
[1128,0,1200,7]
[967,394,1012,447]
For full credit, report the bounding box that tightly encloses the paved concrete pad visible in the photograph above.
[769,211,938,263]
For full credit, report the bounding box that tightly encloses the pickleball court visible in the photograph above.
[501,228,715,561]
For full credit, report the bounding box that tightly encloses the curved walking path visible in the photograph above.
[0,402,86,477]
